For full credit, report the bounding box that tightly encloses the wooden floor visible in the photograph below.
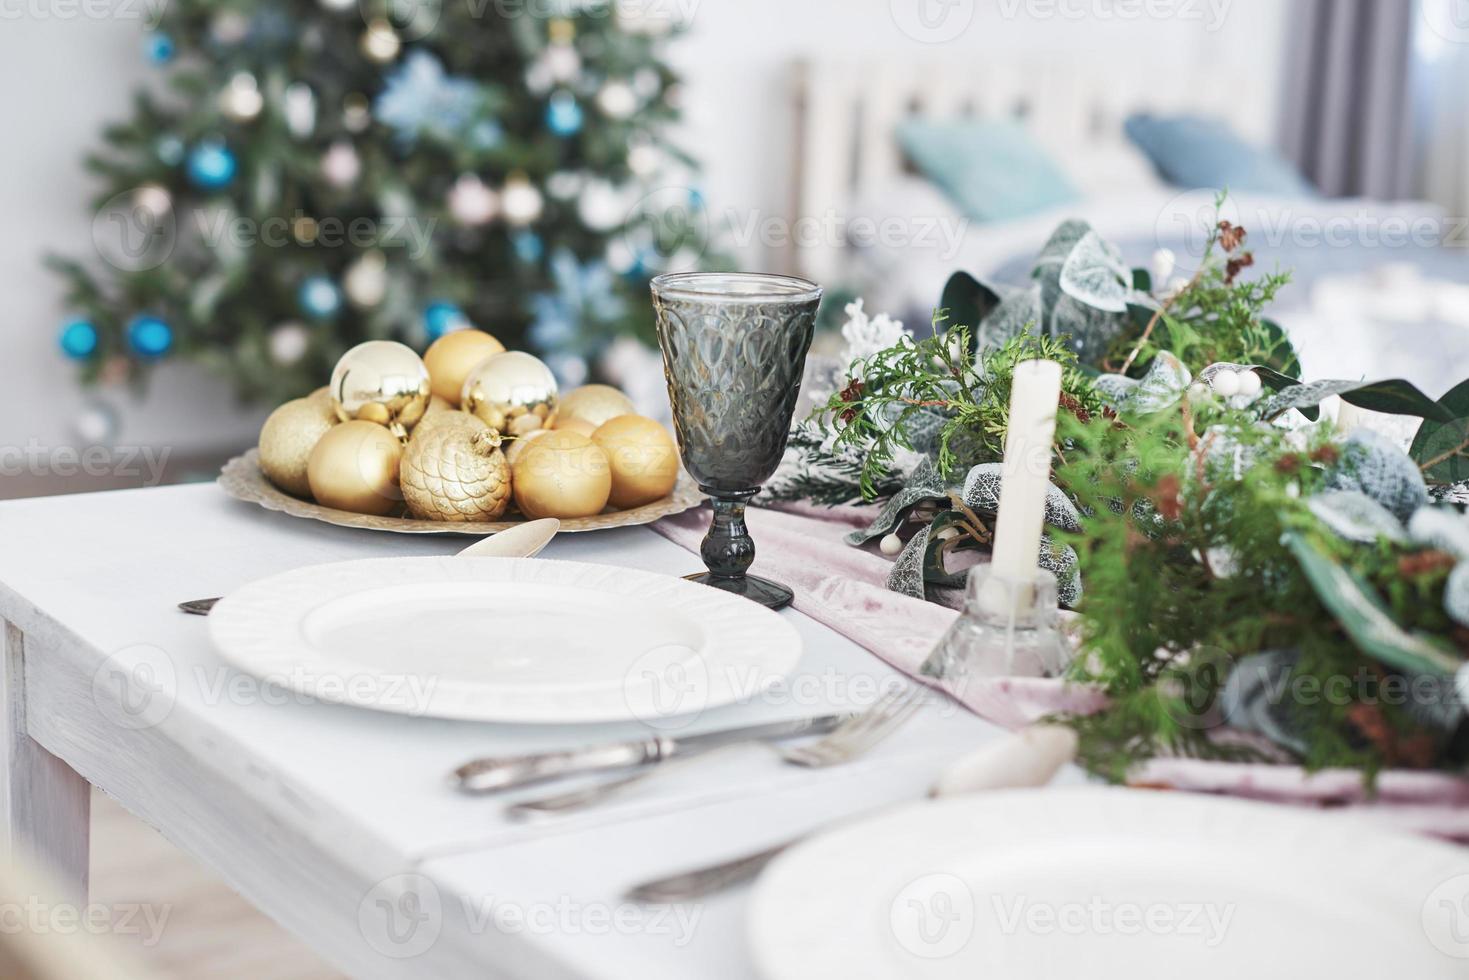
[90,788,344,980]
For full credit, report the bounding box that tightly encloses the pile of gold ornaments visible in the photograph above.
[255,331,679,522]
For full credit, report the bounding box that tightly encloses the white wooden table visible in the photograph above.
[0,484,1024,978]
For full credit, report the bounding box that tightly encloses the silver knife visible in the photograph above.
[454,714,849,794]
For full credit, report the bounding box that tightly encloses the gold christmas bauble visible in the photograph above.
[259,395,337,498]
[504,427,552,467]
[307,420,403,516]
[552,416,598,438]
[461,351,558,436]
[591,415,679,509]
[400,413,512,522]
[423,329,505,406]
[330,340,431,439]
[555,384,634,429]
[511,430,611,519]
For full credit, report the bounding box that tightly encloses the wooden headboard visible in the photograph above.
[790,57,1274,282]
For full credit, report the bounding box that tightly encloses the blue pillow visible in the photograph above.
[895,118,1081,222]
[1124,113,1317,196]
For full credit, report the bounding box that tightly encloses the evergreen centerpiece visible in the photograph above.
[774,200,1469,783]
[50,2,708,402]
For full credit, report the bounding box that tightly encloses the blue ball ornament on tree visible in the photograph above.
[126,315,173,359]
[423,301,469,341]
[298,276,343,319]
[512,231,544,264]
[545,91,583,137]
[144,32,174,64]
[58,319,99,360]
[187,142,238,190]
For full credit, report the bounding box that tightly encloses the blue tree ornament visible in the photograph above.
[126,315,173,358]
[187,142,237,190]
[298,276,343,319]
[545,92,583,137]
[58,319,99,359]
[423,301,469,341]
[512,231,544,264]
[144,33,174,65]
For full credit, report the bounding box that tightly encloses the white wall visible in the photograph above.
[0,0,1289,464]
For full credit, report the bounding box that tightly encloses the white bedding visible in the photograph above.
[842,182,1469,396]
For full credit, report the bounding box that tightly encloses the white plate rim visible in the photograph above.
[207,556,802,724]
[748,786,1469,979]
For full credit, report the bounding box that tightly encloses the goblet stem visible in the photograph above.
[701,490,757,580]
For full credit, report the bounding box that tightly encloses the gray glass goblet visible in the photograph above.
[650,272,822,610]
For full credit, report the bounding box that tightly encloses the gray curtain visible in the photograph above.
[1278,0,1418,198]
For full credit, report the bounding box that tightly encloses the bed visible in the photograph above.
[789,58,1469,398]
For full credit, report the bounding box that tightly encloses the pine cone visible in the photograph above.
[400,413,512,521]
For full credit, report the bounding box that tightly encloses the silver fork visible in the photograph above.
[511,684,928,818]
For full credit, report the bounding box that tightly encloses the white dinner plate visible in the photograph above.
[749,787,1469,979]
[208,556,802,724]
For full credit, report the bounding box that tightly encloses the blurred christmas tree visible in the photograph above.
[50,0,709,403]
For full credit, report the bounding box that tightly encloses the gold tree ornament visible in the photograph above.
[555,384,634,429]
[330,340,431,439]
[511,429,611,519]
[306,420,404,516]
[423,329,506,406]
[591,415,679,508]
[258,395,337,498]
[461,351,558,436]
[400,414,513,522]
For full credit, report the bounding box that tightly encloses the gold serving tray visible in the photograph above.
[218,449,705,535]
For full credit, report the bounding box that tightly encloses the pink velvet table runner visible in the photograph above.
[653,502,1469,840]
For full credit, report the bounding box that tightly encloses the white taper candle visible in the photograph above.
[984,359,1063,613]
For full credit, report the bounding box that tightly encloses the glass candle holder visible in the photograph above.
[921,566,1071,683]
[650,272,823,610]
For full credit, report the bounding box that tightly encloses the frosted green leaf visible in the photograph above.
[1407,506,1469,560]
[1323,429,1430,524]
[1306,491,1407,545]
[846,458,949,545]
[960,463,1083,532]
[1059,230,1131,313]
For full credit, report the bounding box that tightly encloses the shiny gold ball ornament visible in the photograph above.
[511,430,611,519]
[307,420,404,516]
[591,415,679,509]
[330,340,431,439]
[400,414,512,522]
[555,384,634,429]
[258,395,337,498]
[461,351,558,436]
[423,329,505,406]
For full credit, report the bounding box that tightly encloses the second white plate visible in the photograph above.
[749,787,1469,979]
[209,556,802,724]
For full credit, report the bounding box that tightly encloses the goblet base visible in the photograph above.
[684,572,793,611]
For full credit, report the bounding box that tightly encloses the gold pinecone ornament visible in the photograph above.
[400,414,512,521]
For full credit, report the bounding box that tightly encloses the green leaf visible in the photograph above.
[939,272,1002,334]
[1283,532,1461,677]
[1409,377,1469,484]
[976,284,1041,354]
[1258,318,1301,379]
[1256,378,1452,423]
[1059,230,1131,313]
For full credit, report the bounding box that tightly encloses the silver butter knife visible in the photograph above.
[454,714,848,794]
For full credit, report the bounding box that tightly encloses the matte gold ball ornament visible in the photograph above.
[400,413,512,522]
[307,420,403,516]
[555,384,634,429]
[504,427,551,467]
[423,329,505,406]
[461,351,558,436]
[511,430,611,519]
[591,415,679,509]
[258,395,337,498]
[330,340,430,439]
